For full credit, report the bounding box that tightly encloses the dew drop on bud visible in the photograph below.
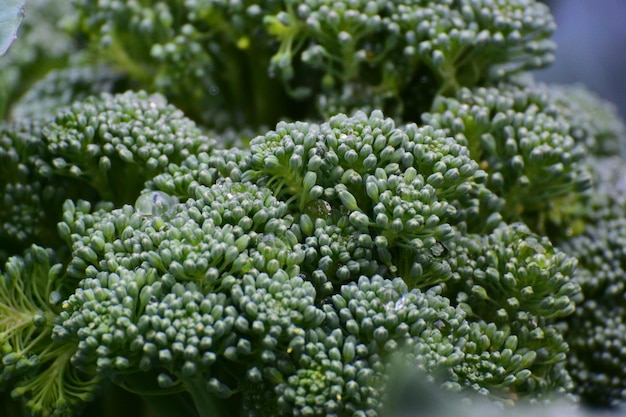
[135,191,178,216]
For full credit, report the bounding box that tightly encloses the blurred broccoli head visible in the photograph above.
[0,0,78,118]
[559,213,626,407]
[40,90,214,204]
[9,65,122,121]
[566,299,626,408]
[546,85,626,157]
[73,0,294,127]
[0,120,57,258]
[74,0,556,126]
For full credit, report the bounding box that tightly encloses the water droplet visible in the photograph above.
[304,200,332,219]
[430,242,448,258]
[385,295,408,312]
[135,191,178,216]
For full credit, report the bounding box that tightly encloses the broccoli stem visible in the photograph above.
[185,379,230,417]
[141,392,200,417]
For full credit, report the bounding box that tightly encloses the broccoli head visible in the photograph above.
[0,91,213,259]
[73,0,557,126]
[244,110,504,290]
[555,158,626,407]
[1,0,625,416]
[422,82,592,231]
[444,223,580,398]
[43,109,580,417]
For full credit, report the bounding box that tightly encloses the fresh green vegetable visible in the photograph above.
[1,1,625,416]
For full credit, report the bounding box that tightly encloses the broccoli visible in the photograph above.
[72,0,556,127]
[0,245,99,417]
[1,0,626,416]
[2,108,580,416]
[0,90,212,260]
[421,82,592,232]
[551,157,626,408]
[53,176,466,417]
[243,111,502,290]
[443,223,580,397]
[545,85,626,158]
[9,66,122,121]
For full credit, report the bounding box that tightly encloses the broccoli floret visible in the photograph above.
[272,275,469,417]
[444,223,580,398]
[0,120,57,258]
[558,215,626,407]
[72,0,295,127]
[555,158,626,407]
[422,83,592,232]
[0,245,99,417]
[582,157,626,224]
[145,148,250,199]
[40,91,213,204]
[55,180,317,413]
[244,110,502,289]
[0,91,213,259]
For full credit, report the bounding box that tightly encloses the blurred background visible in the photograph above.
[536,0,626,120]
